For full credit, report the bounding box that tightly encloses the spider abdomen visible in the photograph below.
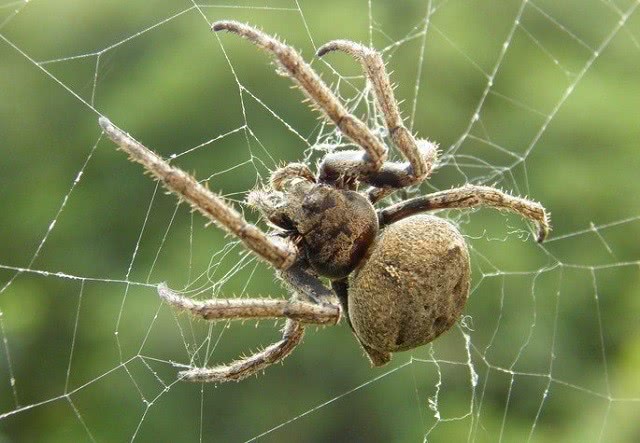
[348,214,470,352]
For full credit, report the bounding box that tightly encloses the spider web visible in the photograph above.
[1,0,639,441]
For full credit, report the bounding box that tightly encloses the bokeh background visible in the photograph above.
[1,0,639,441]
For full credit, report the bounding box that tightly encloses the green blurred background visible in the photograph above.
[1,0,639,441]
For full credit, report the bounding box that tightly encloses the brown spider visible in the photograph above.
[99,20,550,383]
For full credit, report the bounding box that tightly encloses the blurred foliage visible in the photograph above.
[1,0,639,442]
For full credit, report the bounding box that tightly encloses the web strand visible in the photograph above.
[1,1,639,441]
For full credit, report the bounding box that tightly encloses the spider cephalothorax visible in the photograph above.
[99,20,550,383]
[249,178,379,279]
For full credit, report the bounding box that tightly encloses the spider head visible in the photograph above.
[248,180,378,279]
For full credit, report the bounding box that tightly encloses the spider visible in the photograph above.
[99,20,550,383]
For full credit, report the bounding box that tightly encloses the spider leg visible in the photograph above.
[377,184,551,242]
[99,117,297,270]
[269,162,315,191]
[167,263,341,383]
[181,319,304,383]
[213,20,387,175]
[317,40,438,191]
[158,283,339,325]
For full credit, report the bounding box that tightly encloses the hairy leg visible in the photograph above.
[317,140,437,192]
[213,20,387,175]
[317,40,438,185]
[181,319,304,383]
[164,263,341,383]
[378,184,550,242]
[100,117,297,269]
[158,283,339,325]
[269,163,315,191]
